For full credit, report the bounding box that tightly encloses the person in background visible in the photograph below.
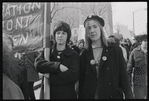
[34,21,80,99]
[120,38,129,61]
[115,38,128,63]
[108,35,127,63]
[108,35,116,43]
[68,40,80,54]
[126,38,132,53]
[3,34,24,99]
[79,15,134,99]
[127,34,147,99]
[78,39,85,54]
[130,37,139,52]
[21,50,40,99]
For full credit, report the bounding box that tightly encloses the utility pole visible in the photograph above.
[133,12,135,36]
[43,2,51,99]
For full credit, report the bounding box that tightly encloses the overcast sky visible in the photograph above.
[112,2,147,35]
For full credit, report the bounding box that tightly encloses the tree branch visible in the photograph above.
[51,6,66,19]
[51,3,56,16]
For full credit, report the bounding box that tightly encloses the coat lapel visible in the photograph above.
[86,46,110,76]
[98,47,110,70]
[87,47,97,76]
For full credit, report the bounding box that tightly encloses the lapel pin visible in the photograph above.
[90,59,96,65]
[57,56,60,59]
[102,56,107,61]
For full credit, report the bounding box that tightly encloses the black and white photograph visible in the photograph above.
[2,2,147,99]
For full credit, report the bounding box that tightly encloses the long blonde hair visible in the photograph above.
[84,19,108,50]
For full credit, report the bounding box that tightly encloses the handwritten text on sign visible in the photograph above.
[3,2,44,51]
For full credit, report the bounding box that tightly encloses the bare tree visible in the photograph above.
[89,3,107,16]
[65,17,75,28]
[98,4,107,16]
[51,3,88,20]
[50,3,69,19]
[90,3,97,15]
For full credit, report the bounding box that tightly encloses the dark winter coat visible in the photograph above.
[79,44,134,99]
[22,51,39,82]
[34,46,80,99]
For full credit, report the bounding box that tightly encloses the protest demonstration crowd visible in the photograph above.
[3,2,147,100]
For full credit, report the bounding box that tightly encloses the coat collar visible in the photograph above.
[136,45,147,54]
[136,45,142,51]
[51,45,73,56]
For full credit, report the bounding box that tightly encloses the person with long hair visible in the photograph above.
[34,21,80,99]
[78,15,134,99]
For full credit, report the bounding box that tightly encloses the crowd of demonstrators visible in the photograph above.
[3,34,24,99]
[127,34,147,99]
[3,15,147,99]
[108,35,140,63]
[108,33,147,99]
[78,15,134,99]
[34,21,80,99]
[33,15,147,99]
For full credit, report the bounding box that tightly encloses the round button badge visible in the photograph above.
[57,56,60,59]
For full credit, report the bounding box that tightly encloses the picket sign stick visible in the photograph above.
[43,2,50,99]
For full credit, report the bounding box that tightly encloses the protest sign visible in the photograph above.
[3,2,44,52]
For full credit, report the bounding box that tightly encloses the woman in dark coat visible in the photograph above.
[34,21,80,99]
[78,15,134,99]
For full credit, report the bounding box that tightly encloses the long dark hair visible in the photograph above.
[53,21,71,44]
